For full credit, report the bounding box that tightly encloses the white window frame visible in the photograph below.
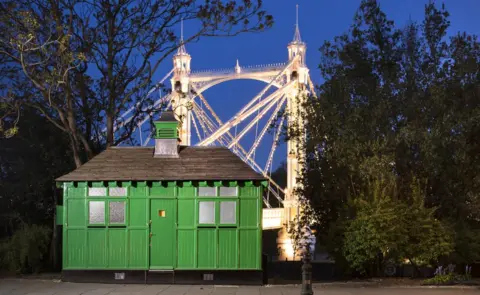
[88,187,107,197]
[219,186,238,197]
[198,201,216,224]
[88,201,105,224]
[109,201,126,224]
[197,187,217,197]
[219,201,237,224]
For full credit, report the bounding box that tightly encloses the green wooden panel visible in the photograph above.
[197,228,216,268]
[67,187,86,198]
[177,186,195,198]
[66,229,86,268]
[87,229,107,268]
[129,199,147,227]
[239,229,258,269]
[177,230,195,268]
[67,199,85,227]
[154,121,178,138]
[150,199,175,269]
[91,181,104,188]
[56,206,63,225]
[150,186,175,197]
[218,229,237,269]
[239,199,258,227]
[108,229,127,268]
[129,229,148,268]
[130,186,147,197]
[177,199,195,226]
[239,186,257,198]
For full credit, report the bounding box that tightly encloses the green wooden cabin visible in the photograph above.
[56,112,265,284]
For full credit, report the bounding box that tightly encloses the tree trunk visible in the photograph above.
[69,135,83,168]
[106,112,114,147]
[106,3,116,148]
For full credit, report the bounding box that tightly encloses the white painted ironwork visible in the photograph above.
[262,208,285,230]
[112,10,312,238]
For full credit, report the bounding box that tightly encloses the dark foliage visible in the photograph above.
[301,0,480,274]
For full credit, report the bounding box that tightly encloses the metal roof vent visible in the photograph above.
[153,111,179,158]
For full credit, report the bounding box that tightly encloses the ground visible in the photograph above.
[1,279,480,295]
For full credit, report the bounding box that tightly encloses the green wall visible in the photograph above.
[60,180,263,271]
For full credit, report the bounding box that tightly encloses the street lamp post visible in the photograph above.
[301,247,313,295]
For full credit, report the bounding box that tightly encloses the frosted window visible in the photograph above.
[220,201,236,224]
[88,187,106,197]
[198,187,216,197]
[109,202,125,223]
[109,187,127,197]
[89,201,105,224]
[219,186,237,197]
[199,201,215,224]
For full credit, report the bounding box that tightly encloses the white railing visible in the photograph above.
[262,208,284,229]
[190,62,286,77]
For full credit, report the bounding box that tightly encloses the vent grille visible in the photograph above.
[157,128,176,138]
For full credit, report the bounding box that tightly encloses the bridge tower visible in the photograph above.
[113,5,315,262]
[277,5,310,261]
[170,21,192,145]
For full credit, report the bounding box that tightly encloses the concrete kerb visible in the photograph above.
[3,277,480,290]
[264,282,480,290]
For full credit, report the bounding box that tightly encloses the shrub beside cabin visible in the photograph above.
[55,112,266,284]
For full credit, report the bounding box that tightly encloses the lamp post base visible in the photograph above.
[301,255,313,295]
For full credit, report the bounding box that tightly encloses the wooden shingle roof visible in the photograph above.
[56,146,265,182]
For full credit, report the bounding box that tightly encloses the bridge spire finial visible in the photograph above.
[176,18,188,55]
[235,58,241,74]
[181,18,184,41]
[293,4,302,43]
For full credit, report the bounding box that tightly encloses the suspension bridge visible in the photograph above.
[111,8,314,260]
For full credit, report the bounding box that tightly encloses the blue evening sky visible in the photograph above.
[147,0,480,172]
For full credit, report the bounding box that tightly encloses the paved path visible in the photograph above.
[1,279,479,295]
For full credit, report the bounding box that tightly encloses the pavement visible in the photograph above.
[1,279,480,295]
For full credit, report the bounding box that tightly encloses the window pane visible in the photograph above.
[109,187,127,197]
[199,201,215,224]
[89,201,105,224]
[109,202,125,223]
[198,187,216,197]
[219,186,237,197]
[220,201,236,224]
[88,187,106,197]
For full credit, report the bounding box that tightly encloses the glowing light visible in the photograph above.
[262,208,283,229]
[283,238,295,260]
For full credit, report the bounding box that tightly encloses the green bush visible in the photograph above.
[0,224,52,274]
[424,273,457,285]
[342,178,454,274]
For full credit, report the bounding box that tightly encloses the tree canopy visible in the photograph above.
[300,0,480,273]
[0,0,273,273]
[0,0,273,167]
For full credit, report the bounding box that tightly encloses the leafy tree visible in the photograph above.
[0,108,73,272]
[0,224,52,273]
[0,108,73,235]
[343,171,453,274]
[0,0,273,167]
[300,0,480,271]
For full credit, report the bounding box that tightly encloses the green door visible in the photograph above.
[150,199,175,269]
